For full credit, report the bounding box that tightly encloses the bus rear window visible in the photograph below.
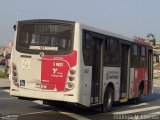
[16,23,74,55]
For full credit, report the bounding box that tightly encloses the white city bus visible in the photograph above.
[10,19,153,112]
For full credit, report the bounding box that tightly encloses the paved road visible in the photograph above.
[0,86,160,120]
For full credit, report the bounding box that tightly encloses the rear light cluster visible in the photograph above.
[12,62,19,87]
[65,67,76,91]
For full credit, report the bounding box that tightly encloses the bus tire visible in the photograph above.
[132,87,143,104]
[101,86,114,112]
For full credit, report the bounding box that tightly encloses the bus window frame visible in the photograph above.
[131,43,147,68]
[16,21,75,55]
[104,37,120,67]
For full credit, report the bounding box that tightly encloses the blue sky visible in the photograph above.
[0,0,160,46]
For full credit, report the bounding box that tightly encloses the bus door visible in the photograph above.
[147,49,153,93]
[91,38,103,104]
[120,44,130,99]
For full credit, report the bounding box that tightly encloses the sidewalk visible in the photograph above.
[0,78,10,89]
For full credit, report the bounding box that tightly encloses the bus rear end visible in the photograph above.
[10,20,79,103]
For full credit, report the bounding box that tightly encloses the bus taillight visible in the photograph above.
[68,76,74,81]
[67,82,74,89]
[12,62,19,87]
[65,67,76,91]
[70,69,76,75]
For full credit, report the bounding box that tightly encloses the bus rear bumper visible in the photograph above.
[11,87,79,103]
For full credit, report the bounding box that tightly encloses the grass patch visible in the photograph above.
[0,70,9,78]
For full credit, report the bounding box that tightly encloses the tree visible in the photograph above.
[146,33,156,46]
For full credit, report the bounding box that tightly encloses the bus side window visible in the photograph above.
[104,39,109,65]
[131,44,139,67]
[82,32,92,66]
[109,39,119,65]
[140,46,146,67]
[104,38,119,66]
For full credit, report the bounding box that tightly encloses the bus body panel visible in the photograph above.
[129,68,134,99]
[82,66,92,106]
[143,80,149,95]
[10,50,79,102]
[10,21,80,103]
[133,68,148,98]
[64,23,81,103]
[129,67,149,99]
[103,67,120,102]
[40,51,77,91]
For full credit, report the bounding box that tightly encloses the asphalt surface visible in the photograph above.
[0,75,160,120]
[0,85,160,120]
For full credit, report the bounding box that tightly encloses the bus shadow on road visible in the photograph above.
[141,93,160,103]
[30,92,160,116]
[111,93,160,112]
[31,102,102,115]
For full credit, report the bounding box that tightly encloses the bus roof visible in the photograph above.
[79,22,152,46]
[17,19,75,25]
[79,22,133,42]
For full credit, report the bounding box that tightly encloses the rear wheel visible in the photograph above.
[101,86,114,112]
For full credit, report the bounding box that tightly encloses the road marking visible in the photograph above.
[150,111,160,115]
[20,110,91,120]
[3,89,10,93]
[34,100,51,108]
[59,111,91,120]
[153,85,160,87]
[20,110,52,116]
[33,100,90,120]
[114,102,149,110]
[129,102,149,108]
[113,106,160,115]
[34,100,43,104]
[0,97,16,100]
